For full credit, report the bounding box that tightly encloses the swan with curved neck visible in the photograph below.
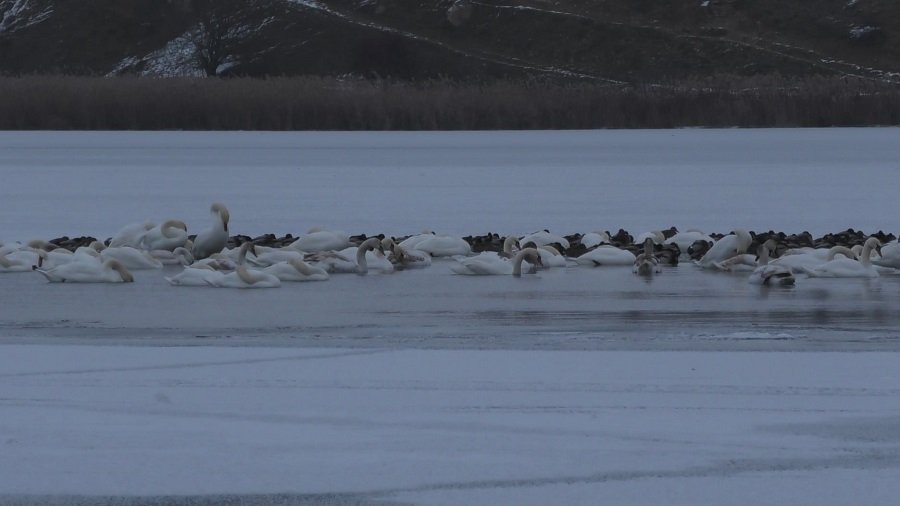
[263,258,330,281]
[356,237,385,275]
[142,219,188,251]
[450,247,542,276]
[192,203,230,260]
[698,229,752,268]
[806,238,881,278]
[748,240,795,286]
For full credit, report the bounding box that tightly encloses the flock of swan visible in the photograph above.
[2,203,900,288]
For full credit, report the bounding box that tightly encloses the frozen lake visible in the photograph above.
[2,129,900,505]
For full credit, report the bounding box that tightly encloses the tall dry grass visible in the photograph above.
[0,75,897,130]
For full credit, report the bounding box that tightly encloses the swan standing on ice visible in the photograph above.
[633,238,661,275]
[804,238,881,278]
[192,203,230,260]
[34,258,134,283]
[697,229,752,268]
[450,248,543,276]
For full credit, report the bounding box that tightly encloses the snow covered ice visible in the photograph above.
[1,128,900,505]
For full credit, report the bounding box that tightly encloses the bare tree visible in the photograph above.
[189,0,277,76]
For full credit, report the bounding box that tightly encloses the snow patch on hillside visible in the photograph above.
[108,31,204,77]
[0,0,52,34]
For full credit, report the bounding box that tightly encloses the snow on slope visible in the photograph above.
[0,0,52,34]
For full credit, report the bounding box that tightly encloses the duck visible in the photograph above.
[574,245,636,266]
[34,258,134,283]
[217,265,281,288]
[141,220,189,251]
[164,264,225,287]
[803,237,881,278]
[262,258,330,282]
[450,247,543,276]
[633,238,661,275]
[697,229,752,268]
[748,240,795,286]
[191,203,230,260]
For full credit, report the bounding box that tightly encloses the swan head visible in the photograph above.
[89,240,106,252]
[162,219,188,233]
[381,237,397,253]
[211,203,230,232]
[105,259,134,282]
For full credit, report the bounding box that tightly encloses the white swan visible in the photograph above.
[34,258,134,283]
[141,220,189,251]
[151,246,195,266]
[0,248,42,272]
[308,238,388,275]
[164,265,225,287]
[769,246,852,274]
[450,247,543,276]
[530,245,567,269]
[748,240,795,286]
[581,231,611,249]
[244,244,304,268]
[634,230,666,245]
[633,238,661,275]
[263,258,330,282]
[217,265,281,288]
[109,221,155,248]
[399,233,470,257]
[286,229,350,253]
[191,203,230,260]
[804,238,881,278]
[100,246,164,270]
[872,239,900,269]
[574,245,636,266]
[697,229,752,268]
[520,230,570,250]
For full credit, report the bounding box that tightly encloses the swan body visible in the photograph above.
[0,248,41,272]
[745,240,795,286]
[532,245,567,269]
[192,203,230,260]
[575,245,636,266]
[141,220,188,251]
[263,259,330,281]
[697,229,752,268]
[581,231,611,249]
[872,240,900,269]
[309,238,388,274]
[804,238,880,278]
[520,231,570,249]
[109,221,155,248]
[151,247,194,266]
[287,230,350,253]
[769,246,852,274]
[217,266,281,288]
[633,238,661,275]
[100,246,163,270]
[634,230,666,245]
[35,258,134,283]
[164,265,225,287]
[244,245,304,268]
[451,248,543,276]
[400,234,470,257]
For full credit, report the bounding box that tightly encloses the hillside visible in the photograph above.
[1,0,898,83]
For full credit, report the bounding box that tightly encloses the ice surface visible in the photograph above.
[2,129,900,504]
